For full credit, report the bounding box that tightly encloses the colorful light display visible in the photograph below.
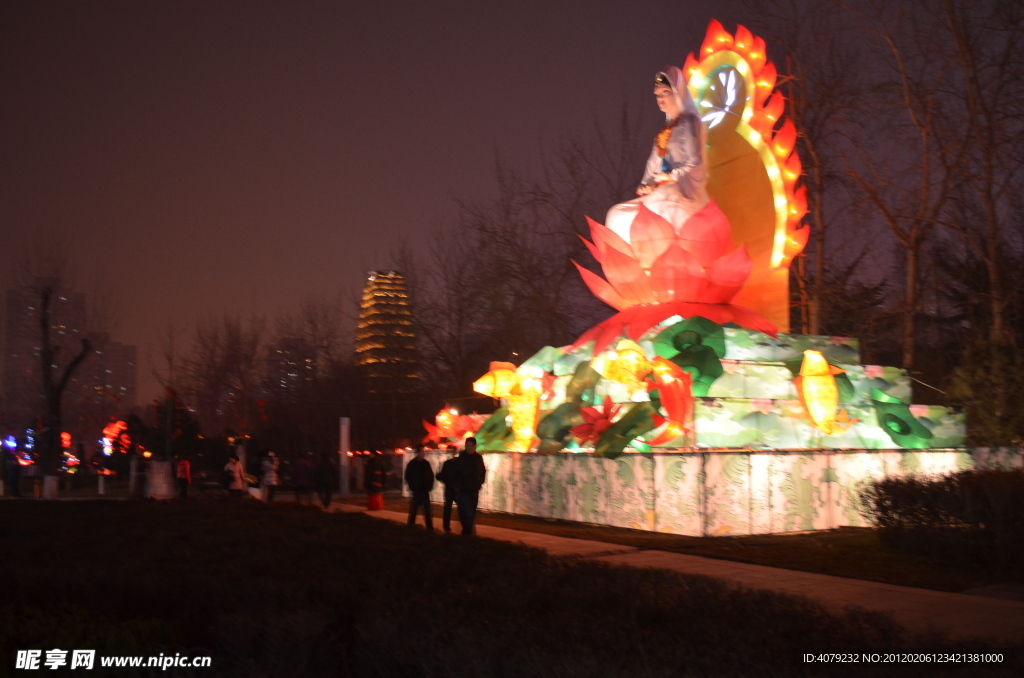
[431,19,965,457]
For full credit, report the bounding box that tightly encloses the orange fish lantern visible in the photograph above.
[642,357,694,446]
[793,350,857,435]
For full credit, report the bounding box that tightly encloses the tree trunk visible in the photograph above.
[145,460,176,499]
[902,248,917,370]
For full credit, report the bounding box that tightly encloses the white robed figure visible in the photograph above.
[606,66,709,243]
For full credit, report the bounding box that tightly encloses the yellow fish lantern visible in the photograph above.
[507,372,542,453]
[794,350,854,435]
[591,339,652,393]
[473,362,520,398]
[472,362,541,452]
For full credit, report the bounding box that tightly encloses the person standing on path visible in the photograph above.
[435,444,460,533]
[456,437,486,536]
[261,451,280,502]
[224,454,246,497]
[404,445,435,531]
[313,453,334,509]
[176,454,192,499]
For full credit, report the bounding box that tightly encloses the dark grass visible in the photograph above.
[345,495,1016,593]
[1,499,1017,678]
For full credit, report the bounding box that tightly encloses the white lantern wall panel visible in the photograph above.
[405,449,1022,536]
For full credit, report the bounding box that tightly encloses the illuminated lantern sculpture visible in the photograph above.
[473,362,543,453]
[684,19,809,330]
[591,339,652,391]
[793,350,857,435]
[574,203,777,353]
[472,362,521,398]
[422,406,488,445]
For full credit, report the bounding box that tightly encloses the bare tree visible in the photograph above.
[180,315,266,438]
[36,285,92,496]
[930,0,1024,349]
[836,0,969,370]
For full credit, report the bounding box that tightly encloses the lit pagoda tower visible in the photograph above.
[355,271,418,394]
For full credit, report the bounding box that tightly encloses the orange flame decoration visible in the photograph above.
[422,406,488,445]
[641,357,694,446]
[684,19,808,270]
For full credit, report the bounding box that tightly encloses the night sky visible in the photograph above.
[1,0,744,399]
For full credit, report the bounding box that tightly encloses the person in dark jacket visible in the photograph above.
[313,454,334,509]
[435,445,459,533]
[404,445,435,531]
[456,437,486,535]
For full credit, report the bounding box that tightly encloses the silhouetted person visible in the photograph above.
[456,437,486,535]
[176,454,192,499]
[435,444,460,533]
[313,454,334,509]
[404,445,435,531]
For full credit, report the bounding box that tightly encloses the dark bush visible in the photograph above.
[860,469,1024,571]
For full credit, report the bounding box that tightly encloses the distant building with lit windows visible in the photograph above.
[355,271,418,394]
[267,337,316,392]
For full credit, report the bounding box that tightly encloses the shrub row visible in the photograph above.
[860,469,1024,570]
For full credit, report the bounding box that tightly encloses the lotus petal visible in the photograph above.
[593,310,631,353]
[588,217,633,258]
[703,246,752,303]
[573,261,629,311]
[626,303,684,342]
[629,205,676,269]
[601,246,655,305]
[649,243,707,302]
[579,234,603,264]
[675,201,733,268]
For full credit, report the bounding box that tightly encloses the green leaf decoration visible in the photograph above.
[670,344,723,397]
[520,345,561,377]
[871,388,933,449]
[554,343,593,376]
[474,407,514,451]
[835,372,856,403]
[535,402,584,455]
[595,402,658,459]
[565,362,600,406]
[653,317,726,359]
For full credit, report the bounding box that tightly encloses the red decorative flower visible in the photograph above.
[571,396,621,445]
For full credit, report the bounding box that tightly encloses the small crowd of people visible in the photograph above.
[172,450,335,509]
[404,437,486,535]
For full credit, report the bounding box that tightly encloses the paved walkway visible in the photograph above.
[336,503,1024,644]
